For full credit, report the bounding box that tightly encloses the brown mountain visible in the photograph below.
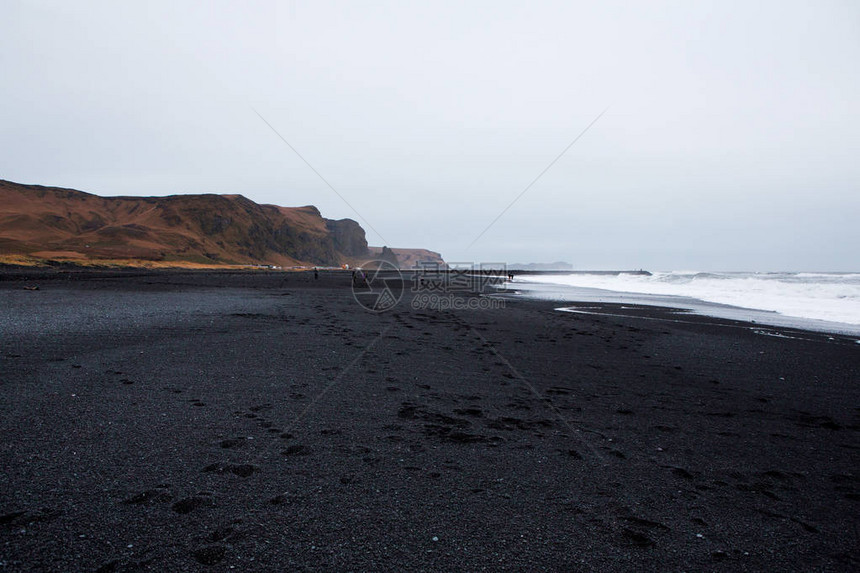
[0,179,369,267]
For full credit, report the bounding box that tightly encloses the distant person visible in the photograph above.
[314,267,319,280]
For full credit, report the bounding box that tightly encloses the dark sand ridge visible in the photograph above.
[0,270,858,571]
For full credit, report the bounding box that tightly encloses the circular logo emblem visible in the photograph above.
[351,260,404,312]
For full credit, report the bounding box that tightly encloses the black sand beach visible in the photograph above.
[1,270,858,571]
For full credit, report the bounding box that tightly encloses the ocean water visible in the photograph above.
[512,271,860,335]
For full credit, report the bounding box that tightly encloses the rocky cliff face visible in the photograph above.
[0,179,369,266]
[325,218,368,257]
[375,246,401,267]
[366,247,446,269]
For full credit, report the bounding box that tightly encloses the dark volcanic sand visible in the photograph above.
[0,270,858,571]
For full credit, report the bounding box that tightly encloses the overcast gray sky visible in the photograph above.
[2,0,858,270]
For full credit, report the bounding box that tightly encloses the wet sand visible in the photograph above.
[1,270,858,571]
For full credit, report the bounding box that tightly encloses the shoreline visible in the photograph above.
[1,270,858,570]
[501,279,860,338]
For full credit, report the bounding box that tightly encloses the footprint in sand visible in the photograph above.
[453,407,483,418]
[618,512,669,548]
[218,437,248,449]
[193,544,226,565]
[282,445,312,456]
[172,494,215,514]
[123,486,174,505]
[202,463,259,478]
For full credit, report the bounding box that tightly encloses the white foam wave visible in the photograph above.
[522,272,860,326]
